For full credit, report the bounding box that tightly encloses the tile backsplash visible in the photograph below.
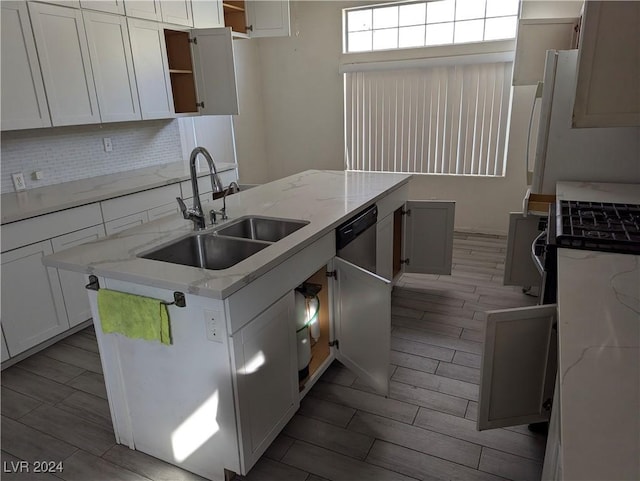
[1,120,182,193]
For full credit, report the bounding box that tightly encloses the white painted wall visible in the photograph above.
[248,0,584,234]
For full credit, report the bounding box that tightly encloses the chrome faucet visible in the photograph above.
[213,181,240,223]
[176,147,225,230]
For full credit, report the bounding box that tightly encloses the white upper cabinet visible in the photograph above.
[222,0,289,37]
[573,1,640,127]
[1,2,51,131]
[83,11,142,122]
[80,0,126,15]
[192,0,224,28]
[128,18,175,119]
[477,304,557,431]
[246,0,289,37]
[191,28,239,115]
[28,2,100,126]
[124,0,162,21]
[160,0,193,26]
[403,201,455,275]
[162,26,238,115]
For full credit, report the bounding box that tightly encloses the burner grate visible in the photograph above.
[556,200,640,254]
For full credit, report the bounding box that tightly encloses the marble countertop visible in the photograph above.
[555,181,640,481]
[44,170,412,299]
[1,161,237,224]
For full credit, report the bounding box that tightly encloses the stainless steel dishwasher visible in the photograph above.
[336,204,377,273]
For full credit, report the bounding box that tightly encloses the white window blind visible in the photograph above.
[344,61,513,176]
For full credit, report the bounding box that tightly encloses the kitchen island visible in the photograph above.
[43,170,455,480]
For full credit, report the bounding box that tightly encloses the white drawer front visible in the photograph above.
[1,203,102,253]
[105,211,149,235]
[101,184,181,222]
[148,201,180,221]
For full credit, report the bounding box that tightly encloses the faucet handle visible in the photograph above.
[210,209,223,225]
[176,197,188,218]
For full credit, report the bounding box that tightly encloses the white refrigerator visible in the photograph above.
[531,49,640,194]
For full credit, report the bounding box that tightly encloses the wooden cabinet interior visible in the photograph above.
[298,266,330,391]
[223,1,247,34]
[163,29,197,113]
[392,207,403,278]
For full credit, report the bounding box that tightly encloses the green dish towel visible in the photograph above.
[98,289,172,345]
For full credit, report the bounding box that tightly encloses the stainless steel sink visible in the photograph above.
[140,234,269,270]
[215,216,309,242]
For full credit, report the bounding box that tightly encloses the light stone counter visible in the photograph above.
[44,170,411,299]
[1,161,237,224]
[556,182,640,481]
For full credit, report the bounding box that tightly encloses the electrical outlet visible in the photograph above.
[204,309,223,343]
[103,137,113,152]
[12,173,26,191]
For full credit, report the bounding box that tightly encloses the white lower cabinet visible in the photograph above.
[1,241,69,356]
[541,375,562,481]
[477,304,557,430]
[1,329,10,362]
[331,257,392,395]
[105,211,149,235]
[231,293,298,473]
[375,212,394,281]
[102,184,182,235]
[504,213,543,287]
[376,187,456,282]
[51,225,106,327]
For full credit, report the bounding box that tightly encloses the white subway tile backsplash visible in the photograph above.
[1,120,182,193]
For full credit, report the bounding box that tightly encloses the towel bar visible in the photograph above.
[85,275,186,308]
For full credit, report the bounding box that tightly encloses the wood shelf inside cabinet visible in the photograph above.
[223,2,245,12]
[169,69,193,74]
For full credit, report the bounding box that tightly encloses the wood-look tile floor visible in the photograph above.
[1,233,544,481]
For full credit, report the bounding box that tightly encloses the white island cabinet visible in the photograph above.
[44,170,454,480]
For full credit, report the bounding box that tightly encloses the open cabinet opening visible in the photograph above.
[223,1,247,34]
[392,207,403,278]
[297,266,330,391]
[164,29,198,113]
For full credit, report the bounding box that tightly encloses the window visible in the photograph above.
[344,60,513,176]
[344,0,520,53]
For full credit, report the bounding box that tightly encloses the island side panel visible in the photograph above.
[88,277,241,480]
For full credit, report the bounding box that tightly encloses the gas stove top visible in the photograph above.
[556,200,640,254]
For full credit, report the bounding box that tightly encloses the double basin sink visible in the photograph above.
[140,216,309,270]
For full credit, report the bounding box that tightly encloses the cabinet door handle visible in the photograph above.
[196,101,205,109]
[246,25,253,32]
